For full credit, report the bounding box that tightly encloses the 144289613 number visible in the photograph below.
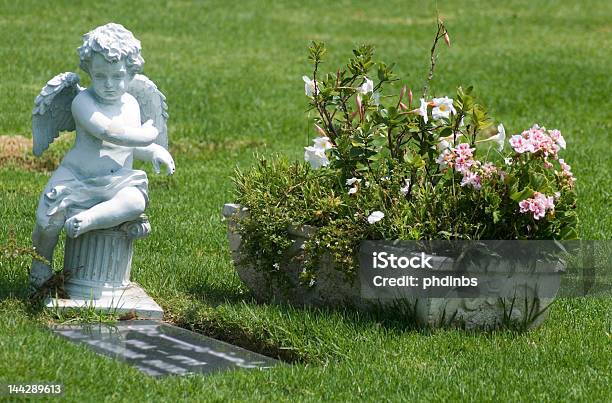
[3,383,63,396]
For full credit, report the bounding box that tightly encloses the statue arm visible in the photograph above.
[133,143,175,175]
[133,143,163,161]
[71,93,158,147]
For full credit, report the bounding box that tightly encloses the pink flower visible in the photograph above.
[510,135,533,154]
[436,149,454,169]
[535,192,555,210]
[399,85,407,103]
[436,143,479,174]
[454,156,476,173]
[356,94,364,120]
[558,158,576,186]
[511,124,565,158]
[444,32,451,47]
[314,124,326,136]
[454,143,474,158]
[518,192,555,220]
[559,158,571,172]
[461,171,482,190]
[519,199,532,213]
[549,129,566,149]
[482,162,497,177]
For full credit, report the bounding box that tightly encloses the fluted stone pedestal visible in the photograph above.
[45,216,163,319]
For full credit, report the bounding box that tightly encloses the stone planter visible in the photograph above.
[223,204,562,330]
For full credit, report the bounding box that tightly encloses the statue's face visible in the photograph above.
[89,53,130,103]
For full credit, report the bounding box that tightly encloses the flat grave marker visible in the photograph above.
[52,320,278,377]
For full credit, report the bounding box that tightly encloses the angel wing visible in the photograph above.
[32,72,83,156]
[127,74,169,149]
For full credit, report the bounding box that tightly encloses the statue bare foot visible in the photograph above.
[65,213,94,238]
[29,260,54,292]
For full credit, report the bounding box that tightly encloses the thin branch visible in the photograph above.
[422,21,448,99]
[312,60,339,142]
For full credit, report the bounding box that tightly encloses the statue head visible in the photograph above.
[77,23,144,102]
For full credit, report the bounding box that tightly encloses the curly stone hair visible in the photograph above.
[77,23,144,76]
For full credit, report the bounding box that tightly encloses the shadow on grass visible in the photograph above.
[175,274,546,365]
[182,279,252,306]
[171,282,442,364]
[5,264,526,367]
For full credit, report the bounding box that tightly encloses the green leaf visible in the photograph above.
[439,127,453,137]
[559,227,578,240]
[529,172,547,189]
[492,210,501,223]
[377,66,385,82]
[510,187,534,202]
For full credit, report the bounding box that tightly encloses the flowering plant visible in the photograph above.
[233,22,577,281]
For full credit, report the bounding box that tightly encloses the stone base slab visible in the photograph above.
[45,282,163,320]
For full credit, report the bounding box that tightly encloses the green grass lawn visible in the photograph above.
[1,0,611,401]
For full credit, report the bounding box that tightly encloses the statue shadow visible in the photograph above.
[0,281,28,301]
[0,278,51,318]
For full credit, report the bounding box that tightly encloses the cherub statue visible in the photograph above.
[29,23,175,290]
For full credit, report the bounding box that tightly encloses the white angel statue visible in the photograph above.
[29,23,175,289]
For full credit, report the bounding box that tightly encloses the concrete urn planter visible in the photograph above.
[223,203,562,330]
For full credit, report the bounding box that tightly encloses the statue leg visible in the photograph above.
[64,186,146,238]
[30,166,77,290]
[30,196,66,290]
[30,223,62,287]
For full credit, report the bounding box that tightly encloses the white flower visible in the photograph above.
[304,136,333,169]
[488,123,506,151]
[418,98,429,123]
[367,211,385,224]
[372,91,381,106]
[358,77,374,94]
[313,136,333,151]
[504,157,513,165]
[346,177,361,195]
[431,96,456,120]
[437,139,451,151]
[400,179,411,196]
[302,75,319,97]
[304,146,329,169]
[495,124,506,151]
